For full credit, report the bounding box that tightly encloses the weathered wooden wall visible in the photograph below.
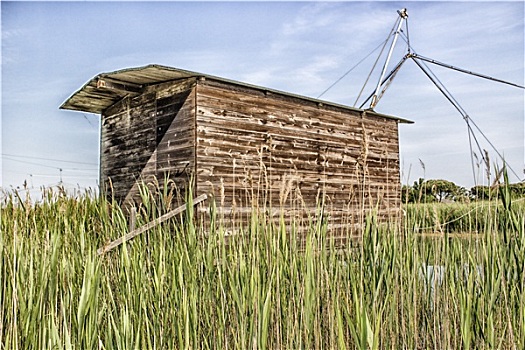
[153,79,196,203]
[194,79,401,235]
[101,75,402,238]
[100,79,196,205]
[101,92,157,202]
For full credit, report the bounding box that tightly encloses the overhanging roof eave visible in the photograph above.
[60,64,414,124]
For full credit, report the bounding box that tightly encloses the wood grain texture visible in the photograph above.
[100,80,197,206]
[194,80,401,234]
[100,76,403,240]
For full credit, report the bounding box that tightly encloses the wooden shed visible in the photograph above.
[61,64,412,235]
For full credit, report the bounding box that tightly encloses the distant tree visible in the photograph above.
[425,179,465,202]
[402,184,417,203]
[402,177,525,204]
[412,178,436,203]
[509,182,525,198]
[455,186,470,202]
[402,178,437,203]
[402,179,473,203]
[470,185,492,200]
[470,182,525,201]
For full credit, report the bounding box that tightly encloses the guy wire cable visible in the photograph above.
[357,14,411,108]
[414,59,486,184]
[410,56,522,182]
[399,31,522,181]
[358,55,409,109]
[410,58,489,166]
[316,38,389,99]
[353,16,401,106]
[406,43,522,181]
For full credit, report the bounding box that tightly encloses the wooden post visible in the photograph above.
[97,194,207,256]
[129,207,137,232]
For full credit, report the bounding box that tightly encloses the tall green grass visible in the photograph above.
[1,181,524,349]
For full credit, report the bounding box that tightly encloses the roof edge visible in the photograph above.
[60,64,414,123]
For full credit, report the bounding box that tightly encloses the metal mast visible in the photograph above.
[369,8,408,110]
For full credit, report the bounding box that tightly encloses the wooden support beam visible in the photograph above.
[97,194,208,256]
[97,78,143,94]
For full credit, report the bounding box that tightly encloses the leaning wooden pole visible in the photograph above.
[97,194,208,256]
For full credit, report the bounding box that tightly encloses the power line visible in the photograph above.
[3,156,97,171]
[4,156,64,170]
[2,153,98,166]
[29,173,97,179]
[82,114,97,128]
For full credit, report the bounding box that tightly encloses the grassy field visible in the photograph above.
[1,183,524,349]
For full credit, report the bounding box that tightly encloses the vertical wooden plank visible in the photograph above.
[129,207,137,232]
[194,83,198,198]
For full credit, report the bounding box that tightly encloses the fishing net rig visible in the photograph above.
[318,8,524,185]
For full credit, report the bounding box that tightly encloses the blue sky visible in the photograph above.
[1,1,524,196]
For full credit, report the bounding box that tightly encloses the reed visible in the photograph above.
[1,179,524,349]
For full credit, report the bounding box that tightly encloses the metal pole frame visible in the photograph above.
[370,8,408,109]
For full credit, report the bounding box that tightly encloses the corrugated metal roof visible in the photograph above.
[60,64,413,123]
